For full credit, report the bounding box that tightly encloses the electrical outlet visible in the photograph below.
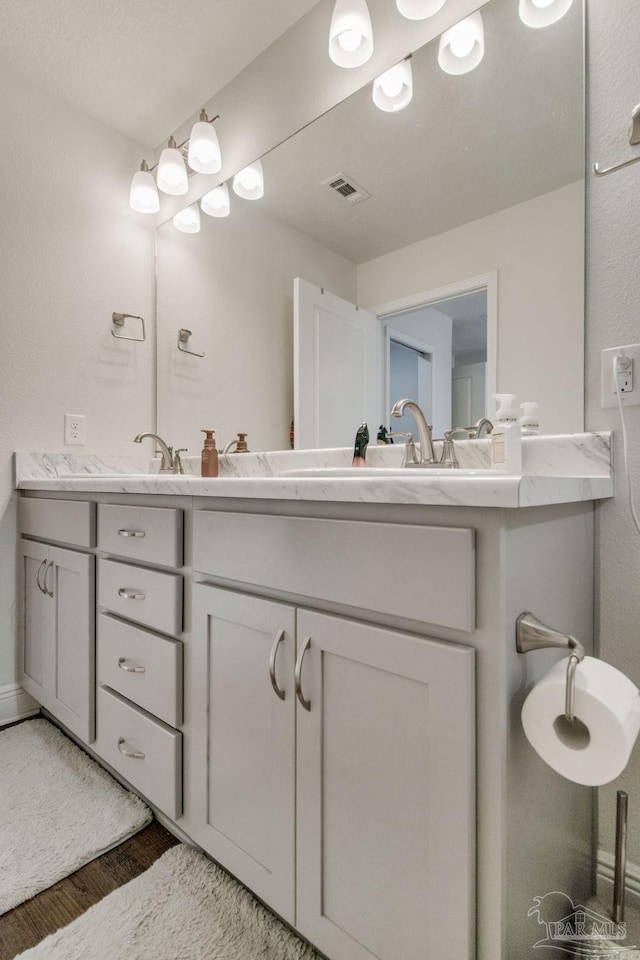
[601,344,640,408]
[64,413,86,445]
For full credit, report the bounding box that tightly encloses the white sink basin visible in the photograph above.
[280,467,501,478]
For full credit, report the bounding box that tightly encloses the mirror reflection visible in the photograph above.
[156,0,584,455]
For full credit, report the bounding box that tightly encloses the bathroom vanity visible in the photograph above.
[14,435,612,960]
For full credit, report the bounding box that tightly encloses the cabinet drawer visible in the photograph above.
[98,559,182,635]
[98,504,182,568]
[97,613,182,727]
[193,512,476,633]
[19,498,95,548]
[96,686,182,819]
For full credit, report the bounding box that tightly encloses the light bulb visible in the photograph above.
[438,12,484,76]
[201,183,230,218]
[519,0,574,27]
[329,0,373,68]
[232,160,264,200]
[373,60,413,113]
[187,112,222,175]
[173,205,201,234]
[129,160,160,214]
[157,137,188,195]
[396,0,446,19]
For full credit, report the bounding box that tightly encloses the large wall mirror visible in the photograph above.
[156,0,584,455]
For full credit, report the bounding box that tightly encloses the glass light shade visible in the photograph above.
[373,60,413,112]
[129,165,160,214]
[187,120,222,175]
[201,183,230,217]
[173,205,201,233]
[157,141,188,195]
[328,0,374,68]
[438,11,484,75]
[396,0,446,20]
[232,160,264,200]
[519,0,574,28]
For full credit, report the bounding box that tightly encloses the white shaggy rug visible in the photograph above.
[16,844,319,959]
[0,719,151,914]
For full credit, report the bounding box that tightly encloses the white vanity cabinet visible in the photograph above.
[190,511,476,960]
[18,499,95,743]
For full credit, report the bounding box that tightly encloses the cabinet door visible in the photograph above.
[18,539,51,706]
[48,546,95,743]
[296,610,475,960]
[189,584,296,922]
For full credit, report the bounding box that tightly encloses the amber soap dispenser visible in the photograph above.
[201,430,219,477]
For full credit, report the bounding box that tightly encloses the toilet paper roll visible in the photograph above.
[521,655,640,786]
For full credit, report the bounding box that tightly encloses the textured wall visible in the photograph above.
[0,67,155,687]
[584,0,640,865]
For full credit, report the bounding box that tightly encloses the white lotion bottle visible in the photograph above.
[491,393,522,473]
[520,402,540,436]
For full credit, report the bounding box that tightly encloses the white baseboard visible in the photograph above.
[597,848,640,914]
[0,683,39,726]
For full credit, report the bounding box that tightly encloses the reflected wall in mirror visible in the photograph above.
[156,0,584,455]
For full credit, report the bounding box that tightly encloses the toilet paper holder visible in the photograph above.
[516,612,586,722]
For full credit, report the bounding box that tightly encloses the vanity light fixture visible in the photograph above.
[173,204,201,233]
[396,0,446,19]
[232,160,264,200]
[373,58,413,112]
[438,11,484,75]
[201,182,231,217]
[187,109,222,175]
[328,0,374,68]
[157,136,189,195]
[518,0,574,28]
[129,160,160,214]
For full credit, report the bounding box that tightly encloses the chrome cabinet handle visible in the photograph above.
[294,636,312,711]
[117,737,145,759]
[269,629,286,701]
[36,559,47,594]
[44,561,55,598]
[118,529,146,538]
[118,657,146,674]
[118,588,145,600]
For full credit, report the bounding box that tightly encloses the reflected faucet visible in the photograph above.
[390,399,438,466]
[134,432,175,473]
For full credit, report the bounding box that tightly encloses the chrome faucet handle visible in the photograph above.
[387,431,419,467]
[173,449,187,474]
[439,432,461,469]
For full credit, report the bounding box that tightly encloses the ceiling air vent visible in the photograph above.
[322,173,371,206]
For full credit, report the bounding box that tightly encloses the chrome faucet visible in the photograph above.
[134,432,175,473]
[390,399,438,466]
[472,417,493,439]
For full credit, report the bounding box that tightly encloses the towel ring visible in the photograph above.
[177,328,205,357]
[112,312,145,342]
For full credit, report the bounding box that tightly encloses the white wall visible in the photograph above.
[0,67,155,689]
[156,207,357,455]
[584,0,640,869]
[357,182,585,434]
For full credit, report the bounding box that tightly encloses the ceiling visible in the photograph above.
[0,0,320,146]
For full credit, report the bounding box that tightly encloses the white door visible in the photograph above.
[189,584,297,923]
[295,610,476,960]
[294,278,381,449]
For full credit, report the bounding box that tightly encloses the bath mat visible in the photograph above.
[15,844,319,959]
[0,718,151,914]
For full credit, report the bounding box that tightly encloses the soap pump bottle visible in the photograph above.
[201,430,219,477]
[490,394,522,473]
[519,402,540,436]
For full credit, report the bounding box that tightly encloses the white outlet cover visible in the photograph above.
[64,413,86,445]
[601,344,640,408]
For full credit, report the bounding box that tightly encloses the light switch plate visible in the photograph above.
[601,344,640,408]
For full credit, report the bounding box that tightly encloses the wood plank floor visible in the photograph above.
[0,820,179,960]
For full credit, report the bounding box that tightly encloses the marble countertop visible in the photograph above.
[15,433,613,509]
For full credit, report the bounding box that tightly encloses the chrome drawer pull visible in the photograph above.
[118,657,146,674]
[44,560,55,598]
[117,737,145,759]
[294,636,312,711]
[118,529,146,538]
[269,629,286,701]
[36,558,47,594]
[118,588,145,600]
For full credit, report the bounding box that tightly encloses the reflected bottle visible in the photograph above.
[352,423,369,467]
